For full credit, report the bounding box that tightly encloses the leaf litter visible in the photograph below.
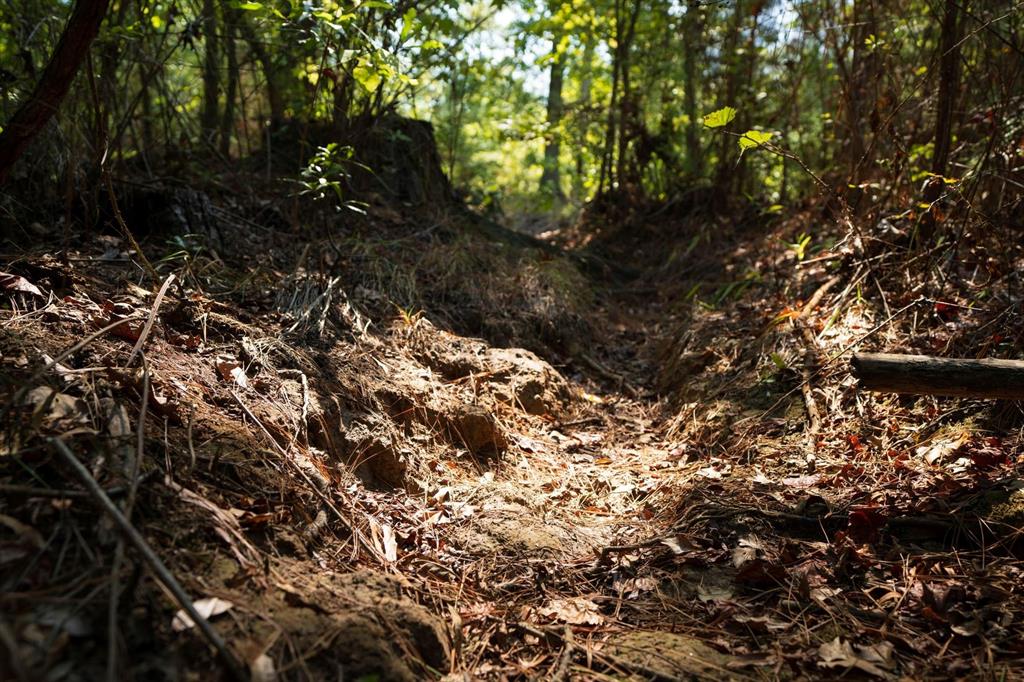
[2,195,1024,681]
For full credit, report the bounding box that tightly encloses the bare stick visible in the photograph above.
[126,275,175,366]
[551,625,575,682]
[49,437,247,682]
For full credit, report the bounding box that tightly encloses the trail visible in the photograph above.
[4,206,1024,681]
[424,265,747,680]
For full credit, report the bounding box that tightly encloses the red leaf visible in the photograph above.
[847,506,887,544]
[933,301,958,321]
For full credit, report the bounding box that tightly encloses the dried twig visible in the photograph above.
[126,274,175,367]
[551,625,575,682]
[229,391,371,559]
[49,437,247,682]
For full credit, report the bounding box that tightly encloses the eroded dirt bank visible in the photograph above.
[2,194,1024,681]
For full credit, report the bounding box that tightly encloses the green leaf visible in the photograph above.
[235,1,262,9]
[738,130,773,150]
[702,107,736,128]
[401,7,417,40]
[352,58,382,92]
[421,39,443,50]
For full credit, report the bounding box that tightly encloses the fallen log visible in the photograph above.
[851,353,1024,400]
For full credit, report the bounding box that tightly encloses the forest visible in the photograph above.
[1,0,1023,679]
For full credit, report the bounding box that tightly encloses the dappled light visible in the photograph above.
[1,0,1023,680]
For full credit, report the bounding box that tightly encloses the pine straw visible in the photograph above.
[3,193,1024,680]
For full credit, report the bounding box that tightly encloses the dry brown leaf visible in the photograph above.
[916,433,968,465]
[249,653,277,682]
[0,272,44,297]
[382,523,398,563]
[27,386,88,427]
[215,356,249,389]
[539,597,603,625]
[817,636,892,678]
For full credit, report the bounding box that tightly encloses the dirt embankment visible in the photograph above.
[3,169,1024,681]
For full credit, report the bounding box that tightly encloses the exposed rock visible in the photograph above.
[607,631,739,680]
[448,405,506,456]
[268,567,450,681]
[406,322,572,416]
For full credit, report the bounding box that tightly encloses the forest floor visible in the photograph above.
[2,185,1024,681]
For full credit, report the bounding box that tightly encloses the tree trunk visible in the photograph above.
[852,353,1024,400]
[598,0,623,195]
[714,0,745,193]
[681,1,703,177]
[615,0,641,188]
[201,0,221,146]
[239,17,284,129]
[0,0,111,185]
[573,33,595,199]
[539,39,565,201]
[931,0,964,177]
[219,8,240,157]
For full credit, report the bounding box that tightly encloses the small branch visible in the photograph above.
[49,437,248,682]
[551,625,575,682]
[598,537,666,562]
[126,274,175,366]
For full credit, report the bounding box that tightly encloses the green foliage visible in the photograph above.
[295,144,365,213]
[0,0,1016,213]
[783,233,813,261]
[702,107,737,129]
[738,130,773,151]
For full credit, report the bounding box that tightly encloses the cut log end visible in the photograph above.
[851,352,1024,400]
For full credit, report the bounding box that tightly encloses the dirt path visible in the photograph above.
[3,210,1024,681]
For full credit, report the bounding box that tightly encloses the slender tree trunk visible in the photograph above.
[598,0,623,196]
[201,0,220,146]
[573,33,595,199]
[239,17,284,129]
[0,0,111,185]
[714,0,745,192]
[931,0,964,177]
[539,38,565,201]
[615,0,641,188]
[220,8,240,157]
[682,1,703,177]
[138,67,157,171]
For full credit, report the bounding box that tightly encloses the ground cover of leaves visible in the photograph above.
[2,193,1024,681]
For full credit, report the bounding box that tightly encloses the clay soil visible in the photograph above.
[2,192,1024,681]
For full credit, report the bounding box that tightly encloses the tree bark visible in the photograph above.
[219,7,240,157]
[539,38,565,201]
[573,33,595,199]
[931,0,964,177]
[681,0,703,177]
[852,353,1024,400]
[0,0,111,185]
[201,0,221,145]
[714,0,746,193]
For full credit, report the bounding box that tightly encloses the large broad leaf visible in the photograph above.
[702,106,737,128]
[738,130,773,150]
